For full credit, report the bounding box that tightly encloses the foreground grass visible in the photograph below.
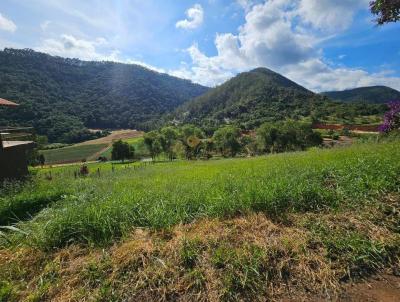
[1,141,399,250]
[1,141,399,301]
[40,143,108,164]
[0,197,399,301]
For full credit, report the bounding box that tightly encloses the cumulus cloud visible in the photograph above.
[176,4,204,30]
[172,0,400,91]
[0,13,17,32]
[297,0,369,31]
[236,0,256,11]
[36,34,119,61]
[35,34,166,74]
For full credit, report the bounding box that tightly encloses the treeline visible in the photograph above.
[137,121,323,161]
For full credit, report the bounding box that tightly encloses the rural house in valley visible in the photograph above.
[0,98,35,181]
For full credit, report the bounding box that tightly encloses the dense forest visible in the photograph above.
[0,49,208,142]
[173,68,387,131]
[322,86,400,104]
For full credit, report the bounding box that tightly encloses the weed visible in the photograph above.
[180,238,204,269]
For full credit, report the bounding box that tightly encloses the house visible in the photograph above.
[0,98,35,181]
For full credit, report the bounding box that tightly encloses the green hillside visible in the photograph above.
[322,86,400,104]
[174,68,386,130]
[0,48,208,143]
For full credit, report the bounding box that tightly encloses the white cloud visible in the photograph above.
[236,0,255,11]
[125,59,166,74]
[176,4,204,30]
[172,0,400,91]
[283,59,400,91]
[0,13,17,32]
[297,0,369,31]
[35,34,166,74]
[36,34,119,61]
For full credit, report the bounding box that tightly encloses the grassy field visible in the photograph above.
[100,137,149,160]
[40,144,108,165]
[38,130,144,165]
[1,141,399,301]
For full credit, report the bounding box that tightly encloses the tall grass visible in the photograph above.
[2,141,399,249]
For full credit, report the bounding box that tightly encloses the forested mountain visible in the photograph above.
[174,68,386,130]
[322,86,400,104]
[0,48,208,142]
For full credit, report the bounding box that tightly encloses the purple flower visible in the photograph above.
[379,100,400,133]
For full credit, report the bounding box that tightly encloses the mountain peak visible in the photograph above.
[176,67,321,128]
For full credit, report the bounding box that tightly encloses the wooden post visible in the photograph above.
[97,168,100,177]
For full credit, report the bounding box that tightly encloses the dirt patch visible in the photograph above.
[323,136,354,147]
[339,275,400,302]
[76,129,143,146]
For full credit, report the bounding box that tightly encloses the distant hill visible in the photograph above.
[174,68,385,130]
[0,48,208,142]
[322,86,400,104]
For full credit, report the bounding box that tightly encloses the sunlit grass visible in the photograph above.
[1,141,399,250]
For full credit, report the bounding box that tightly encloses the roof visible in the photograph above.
[0,98,19,107]
[2,141,35,149]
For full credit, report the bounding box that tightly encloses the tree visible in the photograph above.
[379,100,400,132]
[257,121,322,153]
[213,126,241,157]
[179,125,205,159]
[160,126,179,161]
[144,131,163,160]
[256,122,281,153]
[111,140,134,162]
[38,154,45,167]
[240,135,259,156]
[370,0,400,24]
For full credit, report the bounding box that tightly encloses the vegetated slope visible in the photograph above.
[322,86,400,104]
[175,68,386,130]
[1,140,399,301]
[0,48,208,142]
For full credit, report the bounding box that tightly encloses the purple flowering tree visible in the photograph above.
[379,100,400,133]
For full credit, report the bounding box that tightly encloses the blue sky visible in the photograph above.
[0,0,399,91]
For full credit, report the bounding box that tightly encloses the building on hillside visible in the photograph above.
[0,98,35,181]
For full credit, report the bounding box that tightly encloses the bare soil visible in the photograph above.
[75,129,143,146]
[339,274,400,302]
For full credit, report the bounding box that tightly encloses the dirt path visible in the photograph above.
[339,274,400,302]
[284,274,400,301]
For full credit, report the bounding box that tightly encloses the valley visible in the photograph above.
[1,45,399,301]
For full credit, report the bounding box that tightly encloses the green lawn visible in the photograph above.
[40,144,108,164]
